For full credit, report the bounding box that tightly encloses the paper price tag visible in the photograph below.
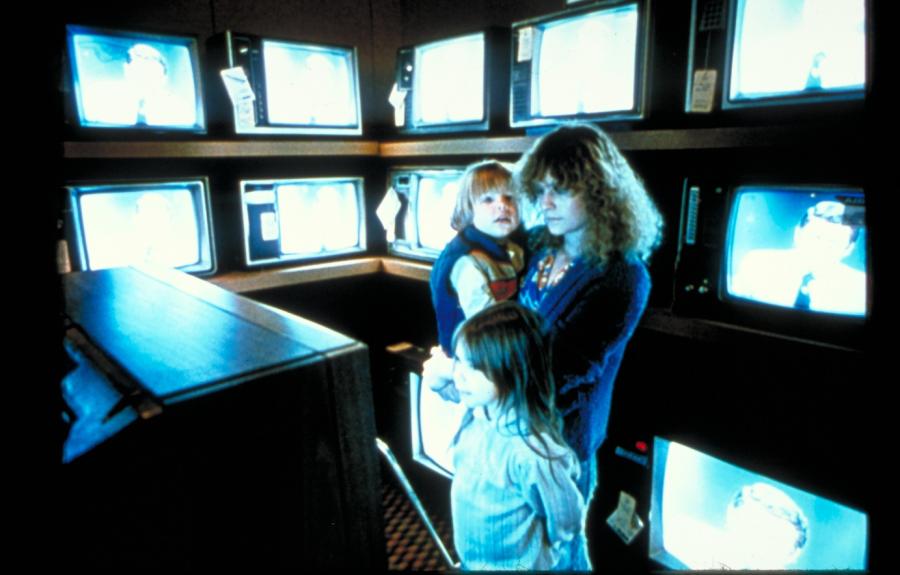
[691,69,718,113]
[376,186,402,242]
[517,27,534,62]
[606,491,645,544]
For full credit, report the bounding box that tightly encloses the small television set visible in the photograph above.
[65,178,215,275]
[685,0,866,112]
[240,176,366,267]
[395,29,509,134]
[64,24,206,133]
[510,0,649,129]
[387,167,464,260]
[409,373,467,479]
[207,31,362,136]
[673,179,867,347]
[650,437,868,570]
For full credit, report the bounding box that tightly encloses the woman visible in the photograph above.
[516,123,663,501]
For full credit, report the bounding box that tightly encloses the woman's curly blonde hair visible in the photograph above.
[516,123,663,263]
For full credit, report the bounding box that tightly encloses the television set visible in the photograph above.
[64,24,206,133]
[409,372,467,479]
[207,31,362,136]
[395,29,509,134]
[649,437,868,570]
[685,0,867,112]
[65,178,215,275]
[241,176,366,267]
[510,0,649,129]
[673,179,867,347]
[387,167,464,260]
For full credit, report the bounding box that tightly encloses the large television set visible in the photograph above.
[386,167,464,260]
[650,437,868,570]
[64,178,215,275]
[206,31,362,136]
[673,179,867,348]
[64,24,206,133]
[510,0,650,129]
[395,29,509,134]
[241,176,366,267]
[685,0,867,112]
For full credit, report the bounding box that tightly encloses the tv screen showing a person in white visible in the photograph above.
[729,196,866,316]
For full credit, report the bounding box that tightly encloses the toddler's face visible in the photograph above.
[471,189,519,239]
[452,341,499,411]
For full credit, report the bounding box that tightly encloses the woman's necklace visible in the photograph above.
[536,250,574,291]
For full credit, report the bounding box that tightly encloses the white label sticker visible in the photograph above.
[376,186,402,242]
[220,66,256,104]
[606,491,645,545]
[260,212,279,242]
[691,69,718,113]
[235,100,257,129]
[388,82,408,127]
[517,27,534,63]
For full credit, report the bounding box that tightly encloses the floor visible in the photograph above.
[381,472,458,570]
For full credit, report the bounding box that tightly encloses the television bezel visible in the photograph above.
[215,30,363,137]
[65,176,217,276]
[672,178,868,349]
[684,0,867,113]
[63,24,208,135]
[385,166,466,261]
[239,175,367,268]
[395,28,510,135]
[509,0,651,129]
[649,435,869,571]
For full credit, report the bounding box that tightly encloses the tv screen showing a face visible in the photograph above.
[725,187,866,316]
[67,25,204,131]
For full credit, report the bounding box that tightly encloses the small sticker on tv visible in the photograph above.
[517,27,534,62]
[691,69,717,113]
[260,212,278,241]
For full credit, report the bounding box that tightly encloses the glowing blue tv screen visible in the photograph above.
[412,33,485,127]
[534,3,639,117]
[68,180,215,274]
[66,25,205,131]
[510,1,644,127]
[262,40,360,128]
[650,438,868,571]
[412,172,462,254]
[409,373,467,479]
[728,0,866,104]
[241,177,366,266]
[726,186,866,316]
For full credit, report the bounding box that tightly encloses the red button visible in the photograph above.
[635,441,648,453]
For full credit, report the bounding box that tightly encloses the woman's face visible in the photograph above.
[538,175,589,238]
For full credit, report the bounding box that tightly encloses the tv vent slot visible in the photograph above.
[699,0,726,32]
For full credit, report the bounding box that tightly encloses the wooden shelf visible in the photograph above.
[208,256,430,294]
[64,126,860,159]
[63,140,380,159]
[639,307,863,354]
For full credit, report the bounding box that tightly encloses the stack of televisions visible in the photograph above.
[62,0,869,570]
